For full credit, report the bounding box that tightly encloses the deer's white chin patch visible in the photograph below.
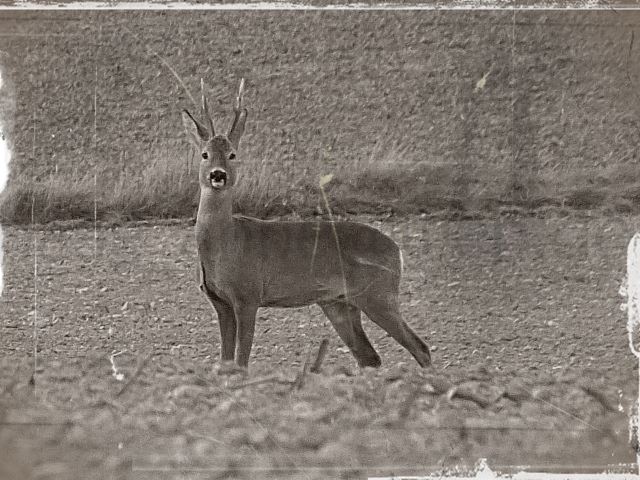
[210,179,225,189]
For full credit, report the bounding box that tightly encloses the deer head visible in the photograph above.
[182,79,247,192]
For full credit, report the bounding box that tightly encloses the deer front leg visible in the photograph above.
[200,288,237,367]
[233,303,259,369]
[198,270,237,367]
[212,301,237,363]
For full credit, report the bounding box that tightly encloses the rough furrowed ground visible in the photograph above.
[1,213,639,479]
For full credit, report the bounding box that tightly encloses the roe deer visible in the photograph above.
[182,79,431,374]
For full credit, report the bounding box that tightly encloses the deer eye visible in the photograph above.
[228,152,236,160]
[202,152,208,160]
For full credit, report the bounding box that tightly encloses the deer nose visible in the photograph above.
[209,168,227,188]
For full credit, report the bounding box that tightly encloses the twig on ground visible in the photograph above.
[184,430,226,445]
[92,397,125,414]
[580,384,619,413]
[446,385,494,409]
[227,375,293,391]
[116,352,153,397]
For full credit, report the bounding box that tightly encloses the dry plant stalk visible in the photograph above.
[293,348,314,391]
[310,338,329,374]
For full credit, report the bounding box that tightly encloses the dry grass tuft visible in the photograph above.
[3,145,640,226]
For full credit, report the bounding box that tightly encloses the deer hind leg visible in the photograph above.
[319,301,382,368]
[355,294,431,368]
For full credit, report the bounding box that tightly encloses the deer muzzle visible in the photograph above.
[209,168,228,189]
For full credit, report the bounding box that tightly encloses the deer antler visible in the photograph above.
[235,78,245,112]
[228,78,247,150]
[200,78,215,137]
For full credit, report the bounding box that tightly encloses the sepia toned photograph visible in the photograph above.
[0,5,639,479]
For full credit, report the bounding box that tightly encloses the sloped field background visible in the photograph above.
[2,11,640,221]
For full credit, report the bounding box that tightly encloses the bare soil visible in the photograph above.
[1,213,638,478]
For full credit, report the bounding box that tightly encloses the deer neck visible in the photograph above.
[195,189,234,256]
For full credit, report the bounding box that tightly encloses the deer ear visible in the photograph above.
[182,109,210,147]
